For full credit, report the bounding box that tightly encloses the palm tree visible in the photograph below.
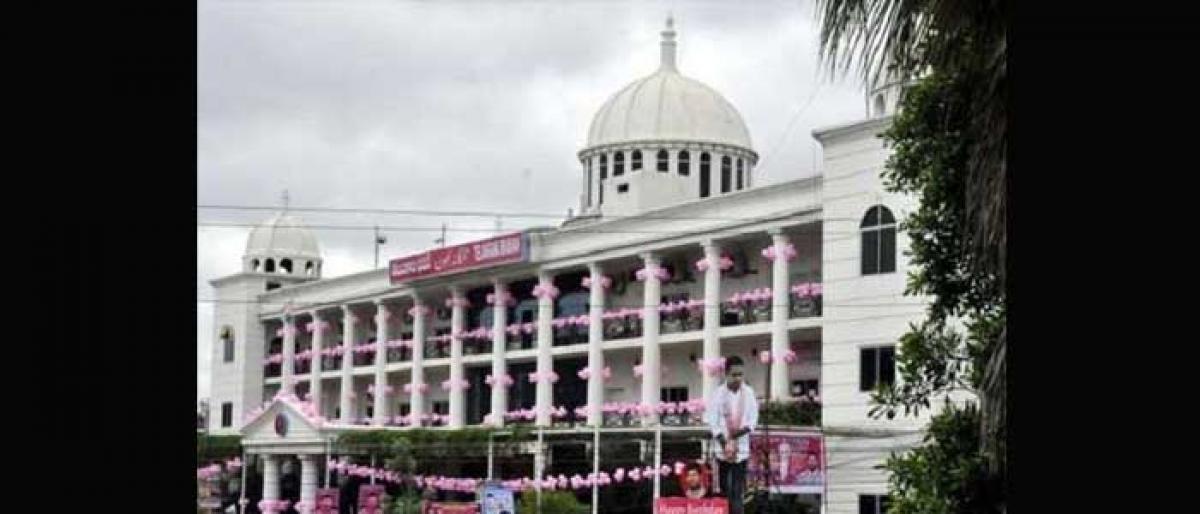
[816,0,1005,285]
[814,0,1007,495]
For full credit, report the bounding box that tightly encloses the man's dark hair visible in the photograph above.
[725,355,744,368]
[685,461,703,473]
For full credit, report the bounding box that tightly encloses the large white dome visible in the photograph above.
[245,213,321,259]
[587,70,752,149]
[585,18,752,150]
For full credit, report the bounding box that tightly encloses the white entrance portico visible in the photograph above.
[240,397,338,514]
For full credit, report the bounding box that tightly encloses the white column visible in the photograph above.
[770,231,791,400]
[747,157,755,188]
[339,306,355,424]
[701,241,722,404]
[717,153,727,194]
[449,287,466,428]
[586,263,605,426]
[640,253,662,425]
[309,312,324,418]
[581,161,591,212]
[690,147,700,197]
[535,272,554,427]
[590,156,600,210]
[299,454,317,512]
[493,280,510,426]
[262,455,280,502]
[410,297,428,424]
[281,316,296,396]
[373,300,390,426]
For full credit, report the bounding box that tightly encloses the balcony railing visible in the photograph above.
[600,401,708,427]
[350,344,376,366]
[720,282,825,326]
[551,316,590,346]
[602,310,643,340]
[658,300,705,334]
[384,340,413,363]
[262,283,824,380]
[424,335,451,359]
[788,282,823,318]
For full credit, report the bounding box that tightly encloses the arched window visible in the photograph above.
[699,153,711,198]
[251,259,260,272]
[657,150,669,172]
[305,261,315,276]
[736,159,744,190]
[874,94,886,116]
[280,258,293,274]
[678,150,690,176]
[860,205,897,275]
[264,259,276,273]
[614,152,625,176]
[720,156,732,193]
[631,150,642,171]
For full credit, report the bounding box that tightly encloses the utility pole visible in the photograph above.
[374,226,387,269]
[434,223,447,247]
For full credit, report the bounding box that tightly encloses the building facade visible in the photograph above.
[208,18,936,513]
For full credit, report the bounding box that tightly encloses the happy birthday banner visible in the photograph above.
[330,458,695,493]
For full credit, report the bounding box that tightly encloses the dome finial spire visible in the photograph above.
[660,14,677,71]
[280,189,290,213]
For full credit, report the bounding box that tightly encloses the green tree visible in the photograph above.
[815,0,1007,512]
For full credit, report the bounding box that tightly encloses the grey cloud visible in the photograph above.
[197,0,869,399]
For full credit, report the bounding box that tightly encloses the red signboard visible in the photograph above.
[422,502,480,514]
[390,232,528,284]
[655,498,729,514]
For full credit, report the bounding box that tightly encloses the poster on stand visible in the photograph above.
[358,484,387,514]
[478,482,515,514]
[425,502,480,514]
[747,431,825,494]
[313,488,339,514]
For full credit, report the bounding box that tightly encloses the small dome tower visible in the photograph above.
[242,195,323,281]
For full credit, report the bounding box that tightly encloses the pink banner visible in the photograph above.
[390,232,528,283]
[656,497,729,514]
[748,431,825,494]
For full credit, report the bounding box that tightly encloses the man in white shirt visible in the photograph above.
[707,356,758,514]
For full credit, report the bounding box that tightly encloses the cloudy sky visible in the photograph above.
[197,0,867,400]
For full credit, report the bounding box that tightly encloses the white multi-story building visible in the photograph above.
[208,17,931,514]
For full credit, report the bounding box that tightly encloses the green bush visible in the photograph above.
[517,490,588,514]
[758,400,821,426]
[389,493,422,514]
[197,435,242,462]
